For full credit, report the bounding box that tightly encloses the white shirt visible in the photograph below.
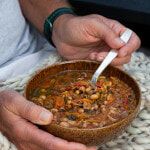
[0,0,55,81]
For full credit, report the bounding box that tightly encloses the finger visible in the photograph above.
[89,52,98,60]
[22,123,89,150]
[95,16,141,57]
[1,90,53,125]
[89,45,110,60]
[14,142,41,150]
[90,15,126,36]
[118,32,141,57]
[105,19,126,36]
[96,52,109,61]
[25,143,42,150]
[9,103,96,150]
[92,19,125,49]
[115,65,124,70]
[111,54,132,66]
[19,100,53,125]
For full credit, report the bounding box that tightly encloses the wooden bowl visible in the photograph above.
[25,60,141,146]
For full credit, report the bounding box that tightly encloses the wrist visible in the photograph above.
[44,7,76,47]
[52,13,76,43]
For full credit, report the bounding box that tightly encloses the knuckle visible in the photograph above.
[123,55,131,64]
[89,14,99,19]
[22,102,35,118]
[22,101,43,121]
[111,20,120,25]
[87,15,101,24]
[13,121,36,142]
[12,121,25,139]
[0,90,18,107]
[127,55,132,62]
[44,140,55,150]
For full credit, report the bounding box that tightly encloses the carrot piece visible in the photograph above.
[107,94,115,104]
[54,96,65,108]
[74,81,88,87]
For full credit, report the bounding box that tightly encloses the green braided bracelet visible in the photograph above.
[44,7,75,47]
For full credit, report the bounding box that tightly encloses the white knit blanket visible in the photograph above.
[0,51,150,150]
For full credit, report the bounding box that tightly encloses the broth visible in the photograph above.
[30,70,136,129]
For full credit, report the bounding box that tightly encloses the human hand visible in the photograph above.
[0,90,97,150]
[52,14,141,66]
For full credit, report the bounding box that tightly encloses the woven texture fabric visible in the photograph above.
[0,51,150,150]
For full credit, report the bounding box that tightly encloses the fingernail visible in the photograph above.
[39,111,52,124]
[115,38,125,45]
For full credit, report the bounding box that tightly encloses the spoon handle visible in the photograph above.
[91,29,133,84]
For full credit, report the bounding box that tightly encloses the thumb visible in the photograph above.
[20,100,53,125]
[95,22,125,49]
[1,90,53,125]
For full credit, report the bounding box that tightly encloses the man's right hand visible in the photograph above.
[0,90,97,150]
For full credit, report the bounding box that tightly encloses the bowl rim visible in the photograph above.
[24,60,141,131]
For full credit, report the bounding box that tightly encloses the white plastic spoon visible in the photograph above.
[91,28,133,84]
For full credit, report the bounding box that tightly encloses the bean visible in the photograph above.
[67,100,72,105]
[67,104,72,109]
[104,101,108,105]
[37,98,43,105]
[107,94,114,102]
[101,105,105,108]
[62,118,68,122]
[107,81,112,86]
[109,109,117,114]
[53,115,57,121]
[83,122,88,128]
[41,89,46,93]
[83,102,91,109]
[101,107,106,113]
[60,122,69,128]
[92,104,99,110]
[85,87,92,93]
[75,90,80,94]
[92,122,99,127]
[96,92,100,96]
[79,86,85,92]
[90,94,99,100]
[107,114,117,122]
[99,76,106,79]
[78,108,84,113]
[99,121,106,127]
[51,108,58,113]
[110,106,117,111]
[39,95,46,100]
[68,96,72,100]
